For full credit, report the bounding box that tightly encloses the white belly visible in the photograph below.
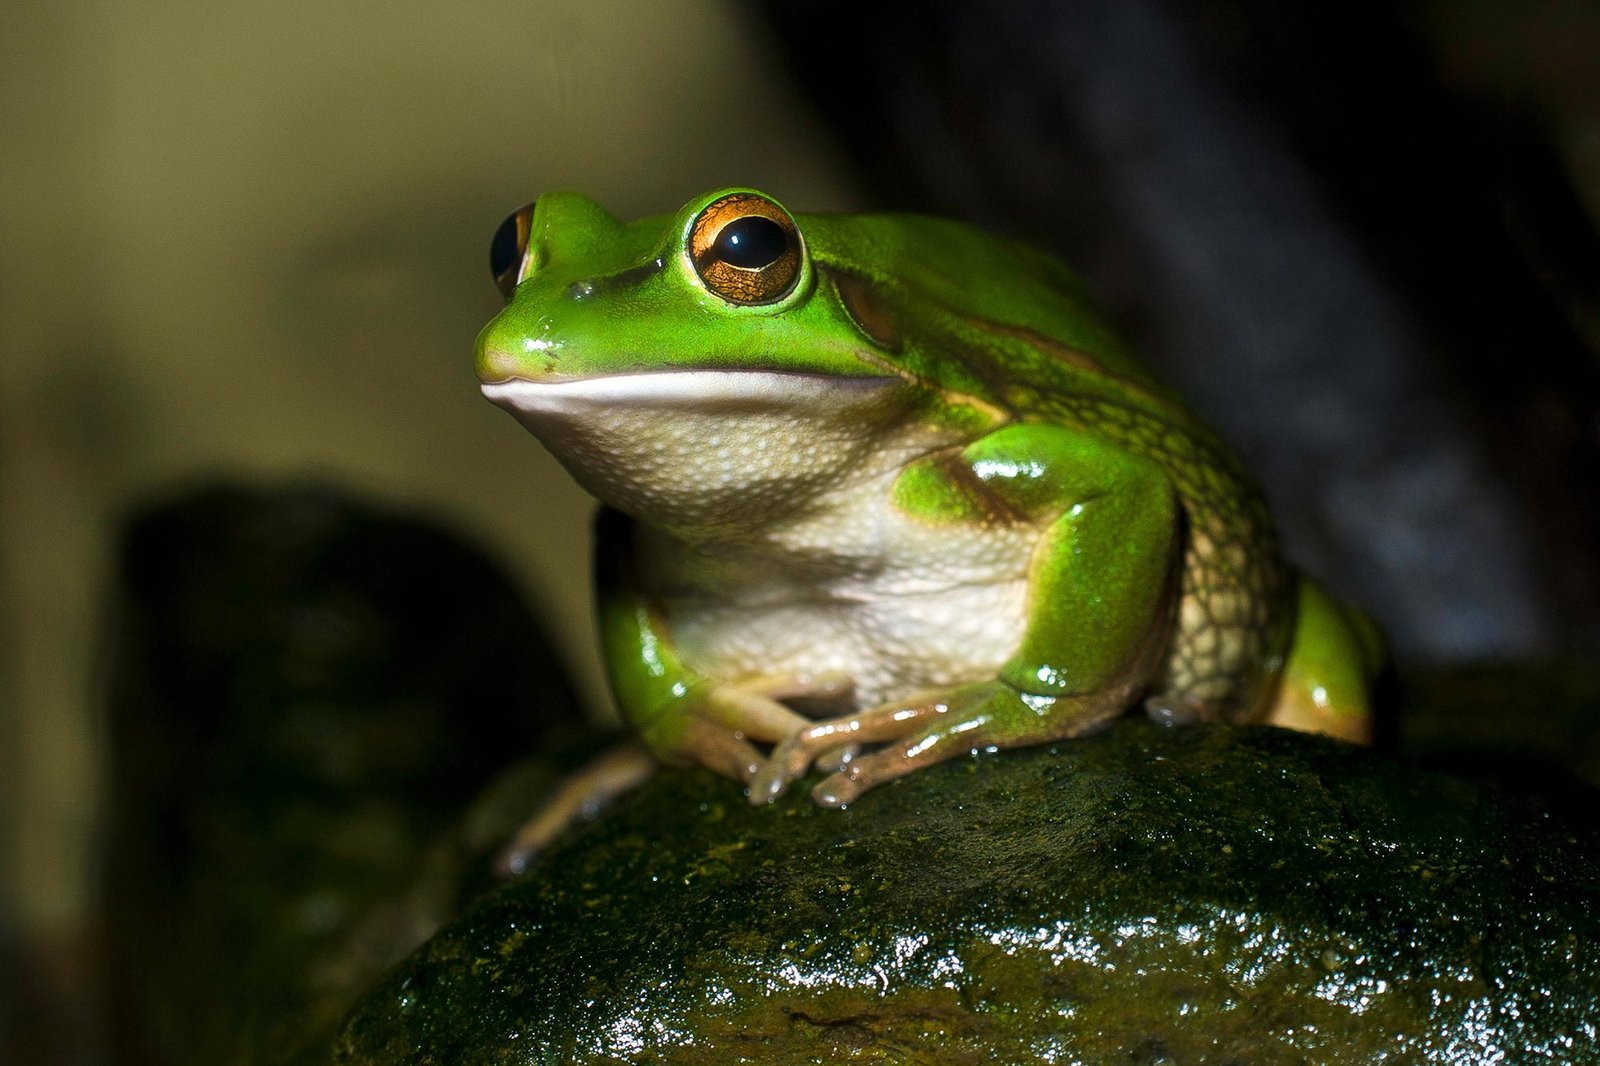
[644,489,1044,711]
[668,580,1030,709]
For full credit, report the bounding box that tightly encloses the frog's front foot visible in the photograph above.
[651,672,856,788]
[746,682,989,807]
[752,679,1132,807]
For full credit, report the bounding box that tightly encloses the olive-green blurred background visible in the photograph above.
[0,0,854,968]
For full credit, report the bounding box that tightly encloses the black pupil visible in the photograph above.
[713,215,788,269]
[490,208,525,280]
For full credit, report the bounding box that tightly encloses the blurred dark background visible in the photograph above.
[2,0,1597,1060]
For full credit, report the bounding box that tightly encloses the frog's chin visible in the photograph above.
[481,370,911,535]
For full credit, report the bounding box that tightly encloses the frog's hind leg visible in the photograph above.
[495,742,656,876]
[1263,577,1382,745]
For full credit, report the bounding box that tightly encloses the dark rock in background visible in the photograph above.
[755,0,1600,661]
[334,721,1600,1065]
[101,485,586,1065]
[1399,660,1600,796]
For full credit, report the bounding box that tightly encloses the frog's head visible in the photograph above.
[476,188,970,536]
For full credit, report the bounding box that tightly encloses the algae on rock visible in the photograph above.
[335,720,1600,1065]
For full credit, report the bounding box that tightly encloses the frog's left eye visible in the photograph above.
[689,193,803,305]
[490,201,536,300]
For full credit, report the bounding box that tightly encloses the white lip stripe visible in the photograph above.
[480,371,895,413]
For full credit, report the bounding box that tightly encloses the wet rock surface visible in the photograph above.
[335,720,1600,1065]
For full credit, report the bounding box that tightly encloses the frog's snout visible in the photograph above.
[475,342,526,385]
[474,312,561,385]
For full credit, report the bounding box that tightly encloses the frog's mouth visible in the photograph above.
[479,369,900,417]
[480,370,914,531]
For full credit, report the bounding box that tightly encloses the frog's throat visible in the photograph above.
[481,370,918,537]
[480,370,900,416]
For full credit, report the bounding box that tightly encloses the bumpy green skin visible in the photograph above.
[334,720,1600,1064]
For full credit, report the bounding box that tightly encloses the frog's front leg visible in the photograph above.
[597,509,852,784]
[751,424,1181,806]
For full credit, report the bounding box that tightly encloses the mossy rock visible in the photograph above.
[335,721,1600,1064]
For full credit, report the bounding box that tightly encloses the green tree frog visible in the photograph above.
[477,188,1379,809]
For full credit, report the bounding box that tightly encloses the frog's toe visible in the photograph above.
[747,726,827,803]
[749,696,949,804]
[747,745,802,805]
[678,716,766,784]
[811,771,859,809]
[809,742,941,808]
[809,705,1000,807]
[701,684,811,744]
[814,743,859,774]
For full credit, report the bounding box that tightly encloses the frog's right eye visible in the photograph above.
[490,201,536,301]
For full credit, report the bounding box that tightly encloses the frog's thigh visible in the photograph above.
[1266,577,1379,745]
